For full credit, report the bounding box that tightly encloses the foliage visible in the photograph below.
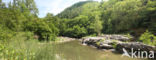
[0,31,36,60]
[9,0,38,15]
[0,27,14,42]
[139,30,156,46]
[0,0,59,41]
[101,0,143,33]
[58,1,102,37]
[65,25,87,38]
[59,15,89,38]
[0,39,55,60]
[0,0,156,59]
[96,39,105,46]
[57,1,99,19]
[57,0,156,45]
[88,11,103,35]
[0,8,26,31]
[25,19,59,41]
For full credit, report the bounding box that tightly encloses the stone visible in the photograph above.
[116,42,156,53]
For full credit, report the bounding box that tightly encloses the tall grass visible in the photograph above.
[0,32,56,60]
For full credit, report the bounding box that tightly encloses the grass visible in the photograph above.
[0,32,56,60]
[0,40,56,60]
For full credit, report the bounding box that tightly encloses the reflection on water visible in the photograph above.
[53,40,146,60]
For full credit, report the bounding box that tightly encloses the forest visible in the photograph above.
[0,0,156,60]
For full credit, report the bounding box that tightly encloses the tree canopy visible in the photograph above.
[0,0,156,39]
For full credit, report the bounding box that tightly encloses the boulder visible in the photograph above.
[82,37,123,49]
[97,43,114,49]
[82,37,103,45]
[81,34,132,49]
[100,34,132,41]
[116,42,156,53]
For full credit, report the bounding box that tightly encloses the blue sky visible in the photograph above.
[3,0,102,18]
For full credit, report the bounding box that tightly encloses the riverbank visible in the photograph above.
[80,34,156,59]
[54,40,145,60]
[55,35,156,53]
[54,37,77,43]
[80,34,131,49]
[50,35,156,59]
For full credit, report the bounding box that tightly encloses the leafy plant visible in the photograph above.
[139,30,156,46]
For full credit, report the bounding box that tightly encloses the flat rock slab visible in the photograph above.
[116,42,156,53]
[81,34,131,49]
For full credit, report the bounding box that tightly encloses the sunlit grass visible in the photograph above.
[0,32,56,60]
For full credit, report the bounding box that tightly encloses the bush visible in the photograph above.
[25,19,59,41]
[0,39,55,60]
[65,25,87,38]
[10,32,34,41]
[139,30,156,46]
[0,26,15,42]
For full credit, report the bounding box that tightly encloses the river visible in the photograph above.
[53,40,146,60]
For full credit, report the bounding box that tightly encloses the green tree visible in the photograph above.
[65,25,87,38]
[57,1,100,19]
[0,8,26,31]
[25,0,38,15]
[11,0,38,16]
[0,0,5,8]
[88,12,103,35]
[44,13,60,28]
[145,0,156,33]
[25,19,58,41]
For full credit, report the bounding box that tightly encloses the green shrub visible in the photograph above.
[139,30,156,46]
[0,26,15,42]
[96,38,105,46]
[65,25,87,38]
[0,39,55,60]
[111,40,118,48]
[26,19,59,41]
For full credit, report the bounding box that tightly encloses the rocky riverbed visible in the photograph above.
[56,35,156,59]
[80,34,156,59]
[81,35,131,49]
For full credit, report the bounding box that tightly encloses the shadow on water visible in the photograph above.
[53,40,147,60]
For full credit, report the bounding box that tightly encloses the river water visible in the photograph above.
[53,40,146,60]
